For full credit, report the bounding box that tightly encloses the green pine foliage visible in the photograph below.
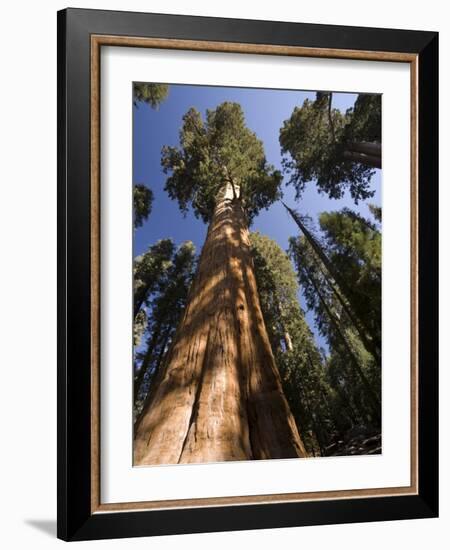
[249,231,299,351]
[162,102,282,223]
[134,239,175,319]
[133,241,197,420]
[368,203,382,223]
[343,94,381,144]
[289,207,382,430]
[133,183,153,228]
[133,82,169,109]
[318,208,381,356]
[250,231,336,455]
[279,93,381,203]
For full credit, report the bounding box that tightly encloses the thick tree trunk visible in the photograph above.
[134,187,307,465]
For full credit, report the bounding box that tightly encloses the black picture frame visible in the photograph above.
[57,7,438,541]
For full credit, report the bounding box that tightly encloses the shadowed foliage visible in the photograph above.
[289,206,381,429]
[134,239,175,319]
[133,183,153,228]
[133,82,169,109]
[280,93,381,203]
[134,241,197,420]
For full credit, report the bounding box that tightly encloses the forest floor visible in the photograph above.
[324,427,381,457]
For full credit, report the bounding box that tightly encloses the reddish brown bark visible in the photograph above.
[134,191,307,465]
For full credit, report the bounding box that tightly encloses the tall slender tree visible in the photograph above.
[249,232,335,455]
[318,208,381,355]
[282,202,381,363]
[249,231,300,353]
[134,241,197,419]
[134,239,175,319]
[134,102,307,465]
[289,233,381,425]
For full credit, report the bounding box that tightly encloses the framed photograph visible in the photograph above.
[57,8,438,541]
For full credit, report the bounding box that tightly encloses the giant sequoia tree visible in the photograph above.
[134,102,307,465]
[279,93,381,203]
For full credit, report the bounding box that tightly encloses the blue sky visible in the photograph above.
[133,84,381,352]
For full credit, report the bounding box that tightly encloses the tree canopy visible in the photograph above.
[279,93,381,203]
[342,94,381,145]
[368,203,382,223]
[133,83,169,109]
[161,102,282,224]
[133,183,153,228]
[134,239,175,318]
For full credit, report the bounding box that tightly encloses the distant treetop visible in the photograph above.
[133,183,153,228]
[279,93,381,204]
[133,83,169,109]
[161,102,282,224]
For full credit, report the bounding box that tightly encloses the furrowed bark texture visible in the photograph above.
[134,193,307,465]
